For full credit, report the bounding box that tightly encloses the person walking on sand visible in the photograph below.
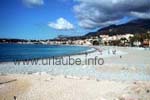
[112,49,116,55]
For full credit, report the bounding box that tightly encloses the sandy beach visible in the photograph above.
[0,46,150,100]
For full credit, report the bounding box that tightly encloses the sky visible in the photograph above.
[0,0,150,39]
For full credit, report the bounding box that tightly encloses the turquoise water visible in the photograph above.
[0,44,90,62]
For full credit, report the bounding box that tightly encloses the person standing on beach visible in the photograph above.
[120,55,122,58]
[14,96,17,100]
[99,49,102,55]
[108,49,110,54]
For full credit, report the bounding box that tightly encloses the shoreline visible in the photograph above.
[0,46,150,80]
[1,44,149,64]
[0,45,96,64]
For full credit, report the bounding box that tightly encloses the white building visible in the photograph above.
[100,34,134,42]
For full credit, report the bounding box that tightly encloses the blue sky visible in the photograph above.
[0,0,79,39]
[0,0,149,39]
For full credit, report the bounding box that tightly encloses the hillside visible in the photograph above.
[85,19,150,36]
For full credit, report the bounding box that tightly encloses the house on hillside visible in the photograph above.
[133,41,142,47]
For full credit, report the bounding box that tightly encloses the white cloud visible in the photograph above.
[131,12,150,19]
[48,18,74,30]
[73,0,150,29]
[23,0,44,7]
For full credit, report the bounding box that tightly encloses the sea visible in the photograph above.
[0,43,90,62]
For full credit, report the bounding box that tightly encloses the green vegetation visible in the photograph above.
[129,33,150,46]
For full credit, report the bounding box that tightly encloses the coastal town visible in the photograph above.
[1,32,150,48]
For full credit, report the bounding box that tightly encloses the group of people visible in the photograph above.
[108,49,116,55]
[92,46,122,59]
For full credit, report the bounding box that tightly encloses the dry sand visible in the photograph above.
[0,74,150,100]
[0,75,30,100]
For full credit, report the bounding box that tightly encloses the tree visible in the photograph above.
[93,40,99,45]
[120,38,128,46]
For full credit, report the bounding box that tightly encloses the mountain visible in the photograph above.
[85,19,150,36]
